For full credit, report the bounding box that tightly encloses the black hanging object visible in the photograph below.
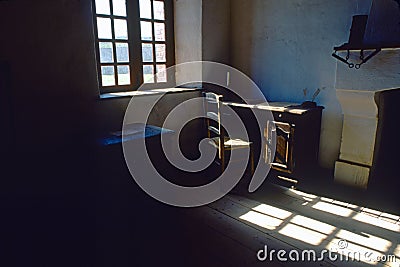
[332,15,381,69]
[337,15,369,50]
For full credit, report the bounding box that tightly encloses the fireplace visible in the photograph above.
[334,48,400,189]
[332,0,400,189]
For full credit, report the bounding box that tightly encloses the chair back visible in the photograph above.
[203,91,255,174]
[204,92,224,139]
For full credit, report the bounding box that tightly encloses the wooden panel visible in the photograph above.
[271,121,295,173]
[271,107,323,182]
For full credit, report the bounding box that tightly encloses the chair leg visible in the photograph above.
[220,149,225,173]
[250,144,254,175]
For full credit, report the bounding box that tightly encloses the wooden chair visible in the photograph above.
[203,92,254,174]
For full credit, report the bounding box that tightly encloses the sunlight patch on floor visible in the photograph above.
[362,207,382,217]
[288,188,318,199]
[290,215,336,235]
[394,244,400,256]
[325,237,383,265]
[233,187,400,266]
[352,213,400,232]
[252,204,292,220]
[336,229,392,253]
[312,201,353,217]
[239,210,283,230]
[380,212,400,222]
[278,223,327,245]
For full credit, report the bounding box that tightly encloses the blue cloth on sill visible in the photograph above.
[99,124,174,146]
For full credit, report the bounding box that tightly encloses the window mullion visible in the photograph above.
[165,0,175,69]
[92,1,106,88]
[128,0,143,88]
[148,0,156,83]
[108,0,118,86]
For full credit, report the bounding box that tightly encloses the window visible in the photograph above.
[92,0,175,93]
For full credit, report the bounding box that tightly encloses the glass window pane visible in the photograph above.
[153,1,165,20]
[95,0,110,15]
[116,43,129,63]
[143,65,154,83]
[155,44,166,62]
[140,21,152,41]
[112,0,127,16]
[142,43,153,62]
[101,66,115,86]
[154,22,165,41]
[99,42,114,63]
[156,64,167,82]
[97,17,112,39]
[117,65,130,85]
[139,0,152,19]
[114,19,128,40]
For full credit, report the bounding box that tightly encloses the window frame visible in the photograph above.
[91,0,175,94]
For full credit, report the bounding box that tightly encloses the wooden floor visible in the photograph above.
[94,147,399,266]
[180,183,400,267]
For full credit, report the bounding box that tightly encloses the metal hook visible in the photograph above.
[332,52,353,68]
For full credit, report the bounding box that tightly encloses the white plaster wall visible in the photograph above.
[174,0,202,85]
[202,0,231,64]
[230,0,373,169]
[174,0,202,65]
[174,0,231,84]
[336,49,400,91]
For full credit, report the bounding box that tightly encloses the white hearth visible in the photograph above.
[334,48,400,189]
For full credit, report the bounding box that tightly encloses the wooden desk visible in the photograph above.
[223,101,324,185]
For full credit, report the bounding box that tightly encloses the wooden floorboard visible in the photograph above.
[181,184,400,267]
[184,206,337,266]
